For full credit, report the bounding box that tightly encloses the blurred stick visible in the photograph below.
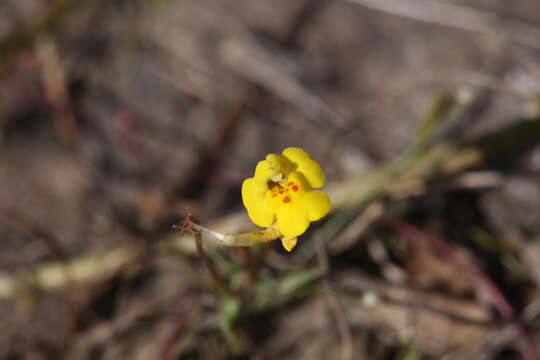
[36,36,78,146]
[344,0,540,50]
[0,202,68,261]
[0,245,141,300]
[175,100,247,199]
[0,202,77,356]
[0,0,93,75]
[335,273,499,353]
[235,247,256,285]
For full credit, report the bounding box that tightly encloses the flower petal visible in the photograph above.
[254,158,277,181]
[282,147,325,188]
[287,171,311,191]
[242,177,275,227]
[277,204,310,237]
[284,171,312,203]
[254,154,295,181]
[302,190,331,221]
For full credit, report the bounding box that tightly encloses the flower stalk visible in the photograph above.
[187,221,282,247]
[174,214,286,294]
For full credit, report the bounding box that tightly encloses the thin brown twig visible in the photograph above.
[175,99,248,200]
[0,202,68,261]
[391,221,536,360]
[194,228,235,295]
[0,202,77,357]
[251,242,271,284]
[160,293,199,360]
[36,36,78,146]
[161,316,188,360]
[0,0,94,75]
[173,215,234,295]
[235,247,257,285]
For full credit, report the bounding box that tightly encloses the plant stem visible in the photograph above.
[193,229,235,295]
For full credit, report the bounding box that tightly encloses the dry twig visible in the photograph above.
[344,0,540,50]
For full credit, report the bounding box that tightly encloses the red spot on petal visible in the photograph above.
[288,182,294,186]
[271,194,277,197]
[283,196,290,203]
[292,185,299,191]
[279,190,284,194]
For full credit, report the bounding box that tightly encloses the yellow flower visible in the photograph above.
[241,147,331,251]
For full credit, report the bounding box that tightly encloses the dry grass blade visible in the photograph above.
[0,202,68,261]
[344,0,540,50]
[35,36,78,146]
[0,0,95,74]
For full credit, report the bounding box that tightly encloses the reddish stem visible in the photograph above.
[235,247,257,285]
[391,221,535,360]
[174,215,235,295]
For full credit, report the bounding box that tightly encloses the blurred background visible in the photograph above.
[2,0,540,359]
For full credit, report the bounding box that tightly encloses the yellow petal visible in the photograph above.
[282,147,325,188]
[254,158,277,180]
[287,171,312,192]
[281,237,298,252]
[276,204,310,238]
[302,190,331,221]
[284,172,312,204]
[242,177,275,227]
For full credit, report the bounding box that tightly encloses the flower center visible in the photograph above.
[267,173,299,205]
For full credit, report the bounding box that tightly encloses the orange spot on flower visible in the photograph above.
[288,182,294,186]
[292,185,298,191]
[283,196,290,203]
[279,190,284,194]
[271,193,277,197]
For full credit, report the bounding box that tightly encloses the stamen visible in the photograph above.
[271,173,284,182]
